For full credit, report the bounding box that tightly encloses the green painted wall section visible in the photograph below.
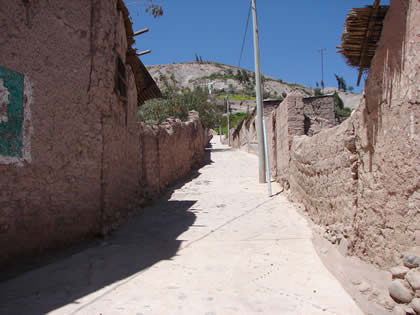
[0,66,24,158]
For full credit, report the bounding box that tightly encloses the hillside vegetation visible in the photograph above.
[146,62,361,109]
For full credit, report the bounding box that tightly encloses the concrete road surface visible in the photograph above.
[0,136,363,315]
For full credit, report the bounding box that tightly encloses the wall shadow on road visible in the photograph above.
[0,199,197,315]
[0,143,221,315]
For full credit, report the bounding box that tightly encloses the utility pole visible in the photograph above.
[251,0,266,183]
[318,48,326,93]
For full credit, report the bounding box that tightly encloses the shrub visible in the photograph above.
[220,113,248,137]
[335,107,352,118]
[138,87,222,128]
[314,88,323,96]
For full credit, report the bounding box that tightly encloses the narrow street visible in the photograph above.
[0,136,362,315]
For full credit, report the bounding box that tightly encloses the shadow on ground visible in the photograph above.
[0,197,197,314]
[0,150,218,314]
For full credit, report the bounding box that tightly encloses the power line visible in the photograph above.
[238,3,252,69]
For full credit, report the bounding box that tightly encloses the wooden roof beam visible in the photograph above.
[357,0,381,86]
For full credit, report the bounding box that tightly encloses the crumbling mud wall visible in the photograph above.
[265,110,277,178]
[141,113,207,201]
[0,0,208,266]
[88,0,147,233]
[288,0,420,267]
[351,0,420,266]
[229,93,338,188]
[0,1,103,264]
[158,113,206,192]
[302,96,336,136]
[289,118,359,228]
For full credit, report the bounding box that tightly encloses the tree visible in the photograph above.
[235,70,243,83]
[348,86,354,93]
[334,74,347,92]
[128,1,164,18]
[242,70,250,83]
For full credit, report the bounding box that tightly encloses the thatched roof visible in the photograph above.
[337,0,389,85]
[117,0,161,104]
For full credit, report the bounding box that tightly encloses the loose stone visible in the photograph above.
[390,266,410,279]
[406,270,420,290]
[388,279,414,303]
[403,254,420,269]
[410,298,420,314]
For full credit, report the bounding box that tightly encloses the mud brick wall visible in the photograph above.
[351,0,420,266]
[141,124,161,200]
[158,113,205,191]
[288,0,420,267]
[289,118,358,227]
[141,112,207,200]
[265,110,277,178]
[0,1,208,266]
[274,93,307,187]
[0,1,103,263]
[302,96,336,136]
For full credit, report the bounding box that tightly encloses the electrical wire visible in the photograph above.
[237,2,252,69]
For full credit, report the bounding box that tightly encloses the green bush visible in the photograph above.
[332,92,351,118]
[333,92,344,109]
[138,87,222,128]
[335,107,352,118]
[220,113,248,137]
[314,88,323,96]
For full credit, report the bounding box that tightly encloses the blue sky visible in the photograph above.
[128,0,389,93]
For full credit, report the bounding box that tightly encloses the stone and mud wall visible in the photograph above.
[287,0,419,267]
[230,93,337,188]
[0,1,208,265]
[0,0,103,264]
[230,0,419,267]
[141,114,207,201]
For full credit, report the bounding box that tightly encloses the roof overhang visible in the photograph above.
[337,0,389,86]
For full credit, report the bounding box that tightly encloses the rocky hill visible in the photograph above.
[146,62,361,110]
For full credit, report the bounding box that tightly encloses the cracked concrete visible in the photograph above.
[0,136,362,314]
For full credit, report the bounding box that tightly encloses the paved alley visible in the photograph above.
[0,136,363,315]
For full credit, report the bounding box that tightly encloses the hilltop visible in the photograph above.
[146,62,361,109]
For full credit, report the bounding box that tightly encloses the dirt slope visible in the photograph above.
[146,62,362,110]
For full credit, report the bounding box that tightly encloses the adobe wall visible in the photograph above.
[290,118,358,227]
[141,124,161,200]
[288,0,420,267]
[265,110,277,178]
[302,96,336,136]
[88,0,146,233]
[352,0,420,266]
[0,1,102,263]
[0,0,209,265]
[141,113,207,201]
[158,113,206,191]
[229,92,337,187]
